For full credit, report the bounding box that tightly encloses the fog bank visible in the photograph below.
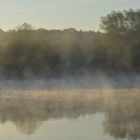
[0,73,140,91]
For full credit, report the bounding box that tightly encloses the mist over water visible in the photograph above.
[0,88,140,140]
[0,72,140,140]
[0,73,140,91]
[0,9,139,140]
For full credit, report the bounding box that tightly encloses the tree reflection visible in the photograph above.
[0,97,99,135]
[0,90,140,139]
[103,91,140,140]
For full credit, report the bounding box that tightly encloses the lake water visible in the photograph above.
[0,89,140,140]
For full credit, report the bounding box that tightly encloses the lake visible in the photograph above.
[0,88,140,140]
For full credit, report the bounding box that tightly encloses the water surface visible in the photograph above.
[0,89,140,140]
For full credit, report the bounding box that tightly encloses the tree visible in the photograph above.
[101,9,140,35]
[100,9,140,72]
[16,23,33,31]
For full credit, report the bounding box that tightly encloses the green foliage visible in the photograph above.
[100,9,140,72]
[0,9,140,79]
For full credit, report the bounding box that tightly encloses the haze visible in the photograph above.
[0,0,140,31]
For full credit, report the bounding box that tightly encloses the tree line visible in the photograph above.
[0,9,140,79]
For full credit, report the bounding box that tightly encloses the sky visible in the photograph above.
[0,0,140,31]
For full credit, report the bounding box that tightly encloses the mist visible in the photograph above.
[0,3,140,140]
[0,10,140,81]
[0,73,140,92]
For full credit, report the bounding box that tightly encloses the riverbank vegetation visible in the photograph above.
[0,9,140,79]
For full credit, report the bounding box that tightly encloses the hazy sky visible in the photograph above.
[0,0,140,31]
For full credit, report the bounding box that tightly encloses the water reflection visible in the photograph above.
[0,97,100,135]
[0,89,140,140]
[103,91,140,140]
